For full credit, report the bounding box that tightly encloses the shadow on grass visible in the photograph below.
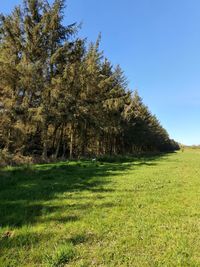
[98,151,176,163]
[0,153,172,228]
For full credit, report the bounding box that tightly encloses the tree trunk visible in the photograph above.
[62,128,66,158]
[69,123,74,160]
[42,139,48,160]
[42,122,48,160]
[96,139,100,156]
[52,124,60,151]
[54,126,63,159]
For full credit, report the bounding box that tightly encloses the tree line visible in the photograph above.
[0,0,179,163]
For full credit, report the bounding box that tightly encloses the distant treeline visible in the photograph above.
[0,0,179,163]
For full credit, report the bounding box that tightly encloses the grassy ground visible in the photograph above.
[1,150,200,266]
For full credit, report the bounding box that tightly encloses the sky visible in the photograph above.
[1,0,200,145]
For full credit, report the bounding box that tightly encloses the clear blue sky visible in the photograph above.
[2,0,200,145]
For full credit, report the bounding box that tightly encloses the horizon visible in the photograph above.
[1,0,200,145]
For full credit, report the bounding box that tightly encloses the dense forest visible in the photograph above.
[0,0,179,163]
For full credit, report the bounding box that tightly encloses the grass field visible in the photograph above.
[1,150,200,266]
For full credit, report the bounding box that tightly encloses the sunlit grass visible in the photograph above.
[1,150,200,266]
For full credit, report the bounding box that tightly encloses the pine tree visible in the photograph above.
[0,0,179,163]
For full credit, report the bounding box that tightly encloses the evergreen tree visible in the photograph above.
[0,0,179,164]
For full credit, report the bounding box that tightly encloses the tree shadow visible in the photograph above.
[0,153,170,228]
[98,151,176,163]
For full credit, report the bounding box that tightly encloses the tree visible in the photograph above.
[0,0,179,164]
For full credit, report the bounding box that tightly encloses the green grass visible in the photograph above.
[1,150,200,266]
